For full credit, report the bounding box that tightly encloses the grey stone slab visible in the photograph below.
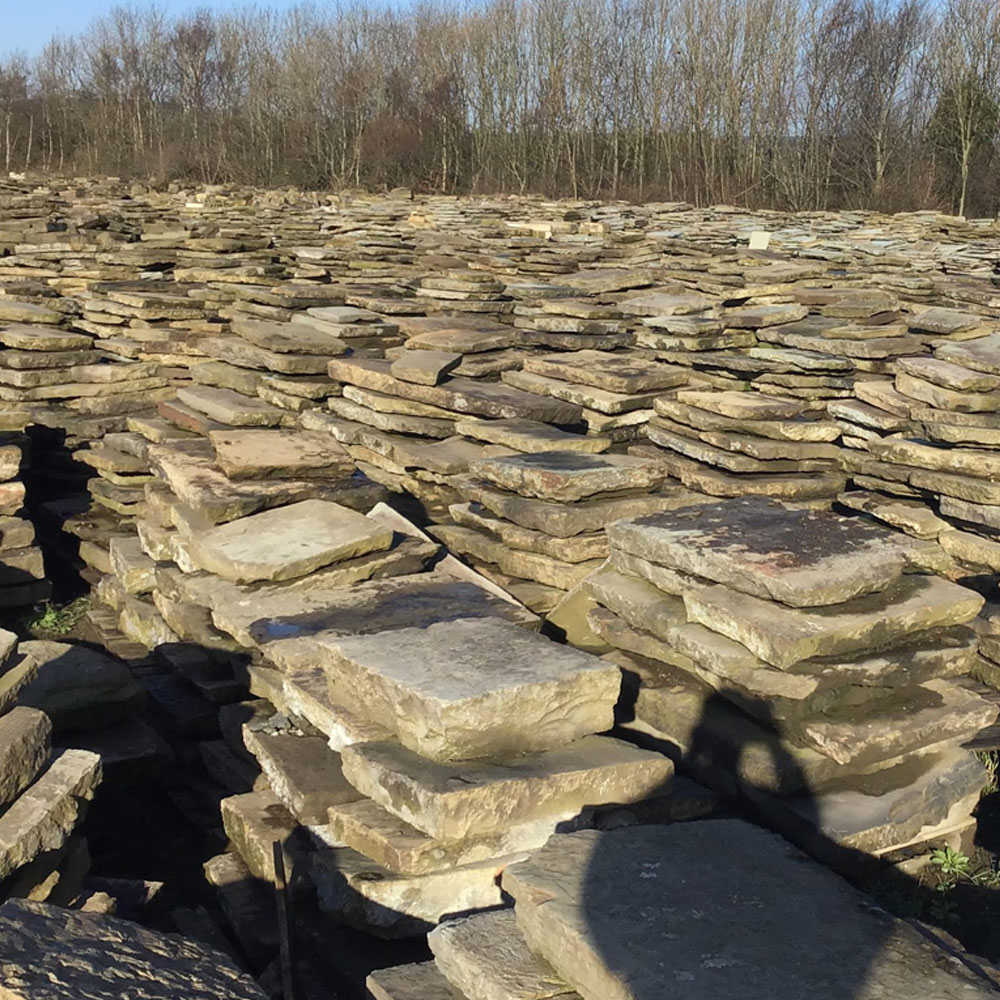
[502,822,997,1000]
[0,708,51,808]
[0,749,101,880]
[607,496,932,608]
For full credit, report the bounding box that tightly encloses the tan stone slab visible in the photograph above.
[208,428,352,480]
[429,909,580,1000]
[340,735,672,840]
[187,499,393,583]
[0,749,101,880]
[321,618,620,761]
[684,573,983,669]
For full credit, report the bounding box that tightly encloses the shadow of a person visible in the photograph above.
[563,689,998,999]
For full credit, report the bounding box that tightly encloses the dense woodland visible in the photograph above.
[3,0,1000,215]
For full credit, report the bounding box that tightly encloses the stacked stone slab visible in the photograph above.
[504,350,687,442]
[636,388,847,504]
[512,297,634,352]
[582,497,996,862]
[0,630,102,907]
[222,611,680,940]
[440,450,704,612]
[323,354,584,521]
[0,404,47,608]
[371,821,1000,1000]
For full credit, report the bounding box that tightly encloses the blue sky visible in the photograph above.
[2,1,306,55]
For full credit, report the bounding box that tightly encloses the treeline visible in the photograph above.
[2,0,1000,214]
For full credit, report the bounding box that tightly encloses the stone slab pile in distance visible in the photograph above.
[580,496,996,864]
[322,349,587,523]
[376,821,999,1000]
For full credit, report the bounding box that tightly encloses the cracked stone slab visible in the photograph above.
[321,618,621,760]
[502,822,998,1000]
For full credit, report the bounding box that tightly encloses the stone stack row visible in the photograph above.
[581,497,997,863]
[439,450,701,613]
[322,352,583,521]
[0,630,102,908]
[222,601,682,940]
[636,388,846,504]
[837,333,1000,580]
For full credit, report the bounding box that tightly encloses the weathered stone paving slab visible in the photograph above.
[502,822,998,1000]
[685,574,983,668]
[340,735,672,839]
[0,898,267,999]
[608,496,932,607]
[429,909,580,1000]
[368,962,466,1000]
[471,452,666,503]
[321,618,621,760]
[187,499,393,583]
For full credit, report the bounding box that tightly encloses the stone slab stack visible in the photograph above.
[837,335,1000,575]
[635,388,846,504]
[371,821,1000,1000]
[440,450,704,613]
[221,610,686,940]
[503,349,687,443]
[581,497,996,863]
[0,630,102,907]
[88,398,394,727]
[0,404,47,608]
[322,354,584,522]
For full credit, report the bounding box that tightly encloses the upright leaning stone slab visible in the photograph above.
[502,822,997,1000]
[608,496,928,608]
[187,499,393,583]
[322,619,621,761]
[0,898,267,999]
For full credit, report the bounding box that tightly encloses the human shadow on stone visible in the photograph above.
[553,687,1000,999]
